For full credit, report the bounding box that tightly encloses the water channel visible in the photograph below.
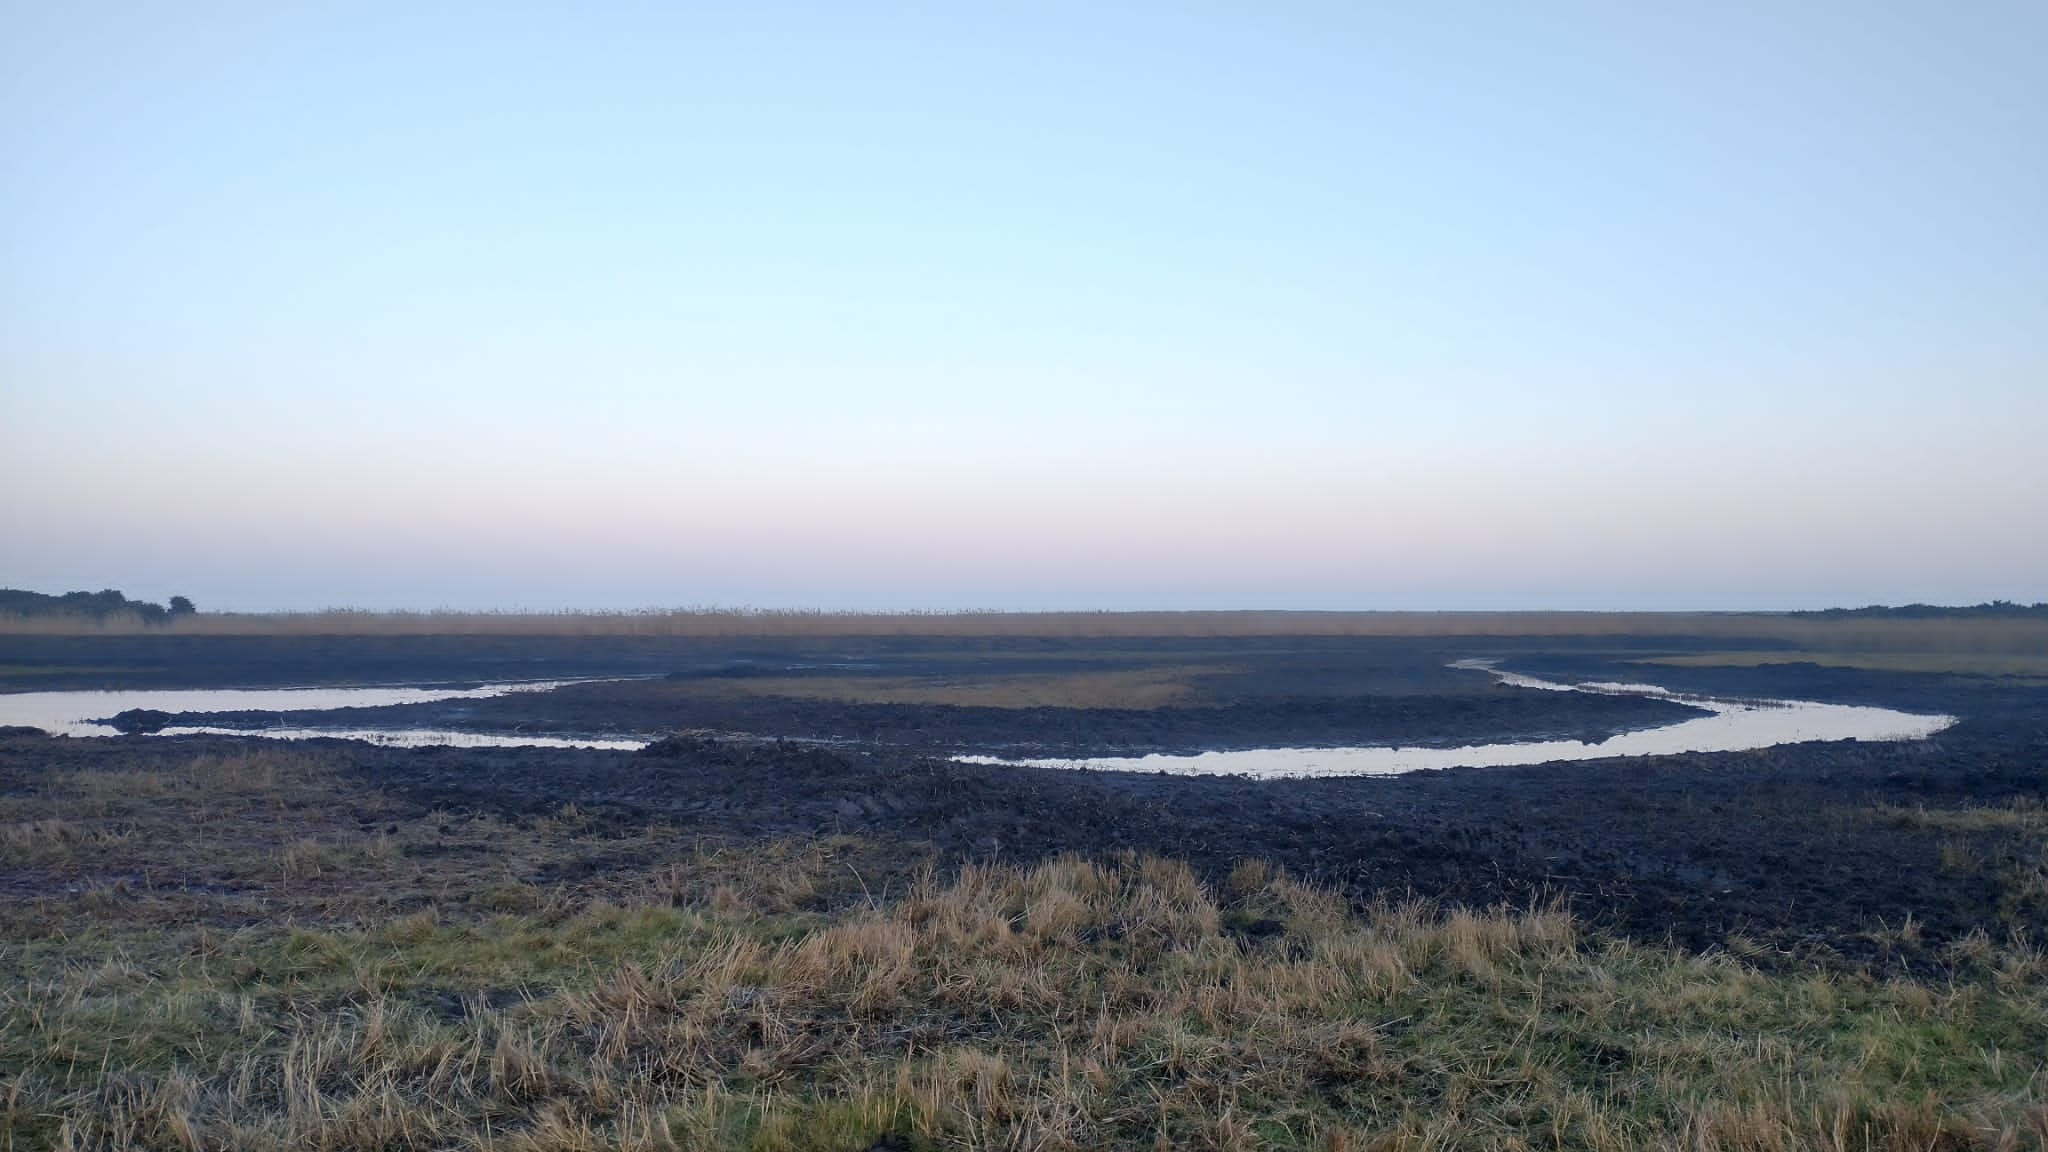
[0,662,1956,771]
[953,661,1956,778]
[0,681,639,749]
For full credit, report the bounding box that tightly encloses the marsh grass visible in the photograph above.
[4,747,2047,1150]
[1642,650,2048,677]
[1872,798,2048,835]
[693,667,1227,711]
[8,608,2047,658]
[0,745,891,944]
[5,855,2046,1150]
[1865,799,2048,933]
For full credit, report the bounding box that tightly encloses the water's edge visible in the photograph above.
[0,662,1957,772]
[952,660,1956,779]
[0,680,627,747]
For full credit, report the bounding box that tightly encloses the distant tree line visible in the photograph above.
[0,588,196,624]
[1790,601,2048,619]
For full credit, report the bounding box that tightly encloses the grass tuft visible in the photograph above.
[4,748,2046,1148]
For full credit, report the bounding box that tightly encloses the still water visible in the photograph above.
[147,724,645,751]
[0,681,631,748]
[0,663,1957,767]
[953,661,1956,779]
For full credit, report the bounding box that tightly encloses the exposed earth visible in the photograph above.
[4,631,2045,972]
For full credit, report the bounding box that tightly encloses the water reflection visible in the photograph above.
[156,724,644,751]
[954,662,1956,779]
[0,681,585,739]
[0,664,1959,767]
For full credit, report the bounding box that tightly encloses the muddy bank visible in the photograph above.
[392,720,2048,969]
[154,678,1706,755]
[5,633,1726,754]
[6,635,2043,973]
[14,691,2038,973]
[0,631,1764,694]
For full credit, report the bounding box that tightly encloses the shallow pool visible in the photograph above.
[952,661,1955,778]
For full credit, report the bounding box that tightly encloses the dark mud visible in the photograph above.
[6,633,2045,971]
[8,711,2038,972]
[0,630,1746,693]
[6,633,1710,753]
[160,678,1704,755]
[445,717,2045,967]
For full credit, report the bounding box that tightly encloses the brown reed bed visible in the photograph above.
[8,607,2048,685]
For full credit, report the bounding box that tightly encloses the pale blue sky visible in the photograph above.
[4,2,2044,610]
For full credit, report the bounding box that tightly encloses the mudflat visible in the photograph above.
[4,629,2041,962]
[3,625,2045,1148]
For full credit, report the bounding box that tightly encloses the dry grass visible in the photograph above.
[0,745,894,942]
[4,852,2045,1150]
[1865,799,2048,932]
[1642,650,2048,677]
[4,607,2044,651]
[9,611,2045,698]
[695,667,1224,711]
[0,607,1697,638]
[1872,798,2048,835]
[5,747,2048,1149]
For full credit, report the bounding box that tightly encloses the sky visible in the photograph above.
[3,2,2044,612]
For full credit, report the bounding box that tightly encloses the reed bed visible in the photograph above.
[7,607,2048,659]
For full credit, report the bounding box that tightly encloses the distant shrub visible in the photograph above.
[0,587,194,626]
[1793,600,2048,619]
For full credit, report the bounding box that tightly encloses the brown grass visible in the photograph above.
[1871,798,2048,835]
[1642,650,2048,676]
[6,847,2045,1150]
[0,606,2040,647]
[9,611,2046,687]
[1864,798,2048,936]
[698,667,1224,710]
[5,746,2047,1149]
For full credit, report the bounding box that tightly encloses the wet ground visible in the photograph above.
[0,633,1707,752]
[4,631,2045,970]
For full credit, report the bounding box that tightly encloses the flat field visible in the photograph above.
[3,616,2046,1149]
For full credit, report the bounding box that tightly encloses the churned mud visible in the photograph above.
[4,632,2045,970]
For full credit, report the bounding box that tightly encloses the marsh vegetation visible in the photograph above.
[3,744,2046,1150]
[6,604,2048,679]
[4,616,2046,1148]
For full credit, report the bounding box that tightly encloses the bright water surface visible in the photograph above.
[953,661,1956,779]
[150,725,646,751]
[0,663,1956,766]
[0,681,636,749]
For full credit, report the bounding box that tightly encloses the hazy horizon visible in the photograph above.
[6,4,2044,613]
[10,589,2047,620]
